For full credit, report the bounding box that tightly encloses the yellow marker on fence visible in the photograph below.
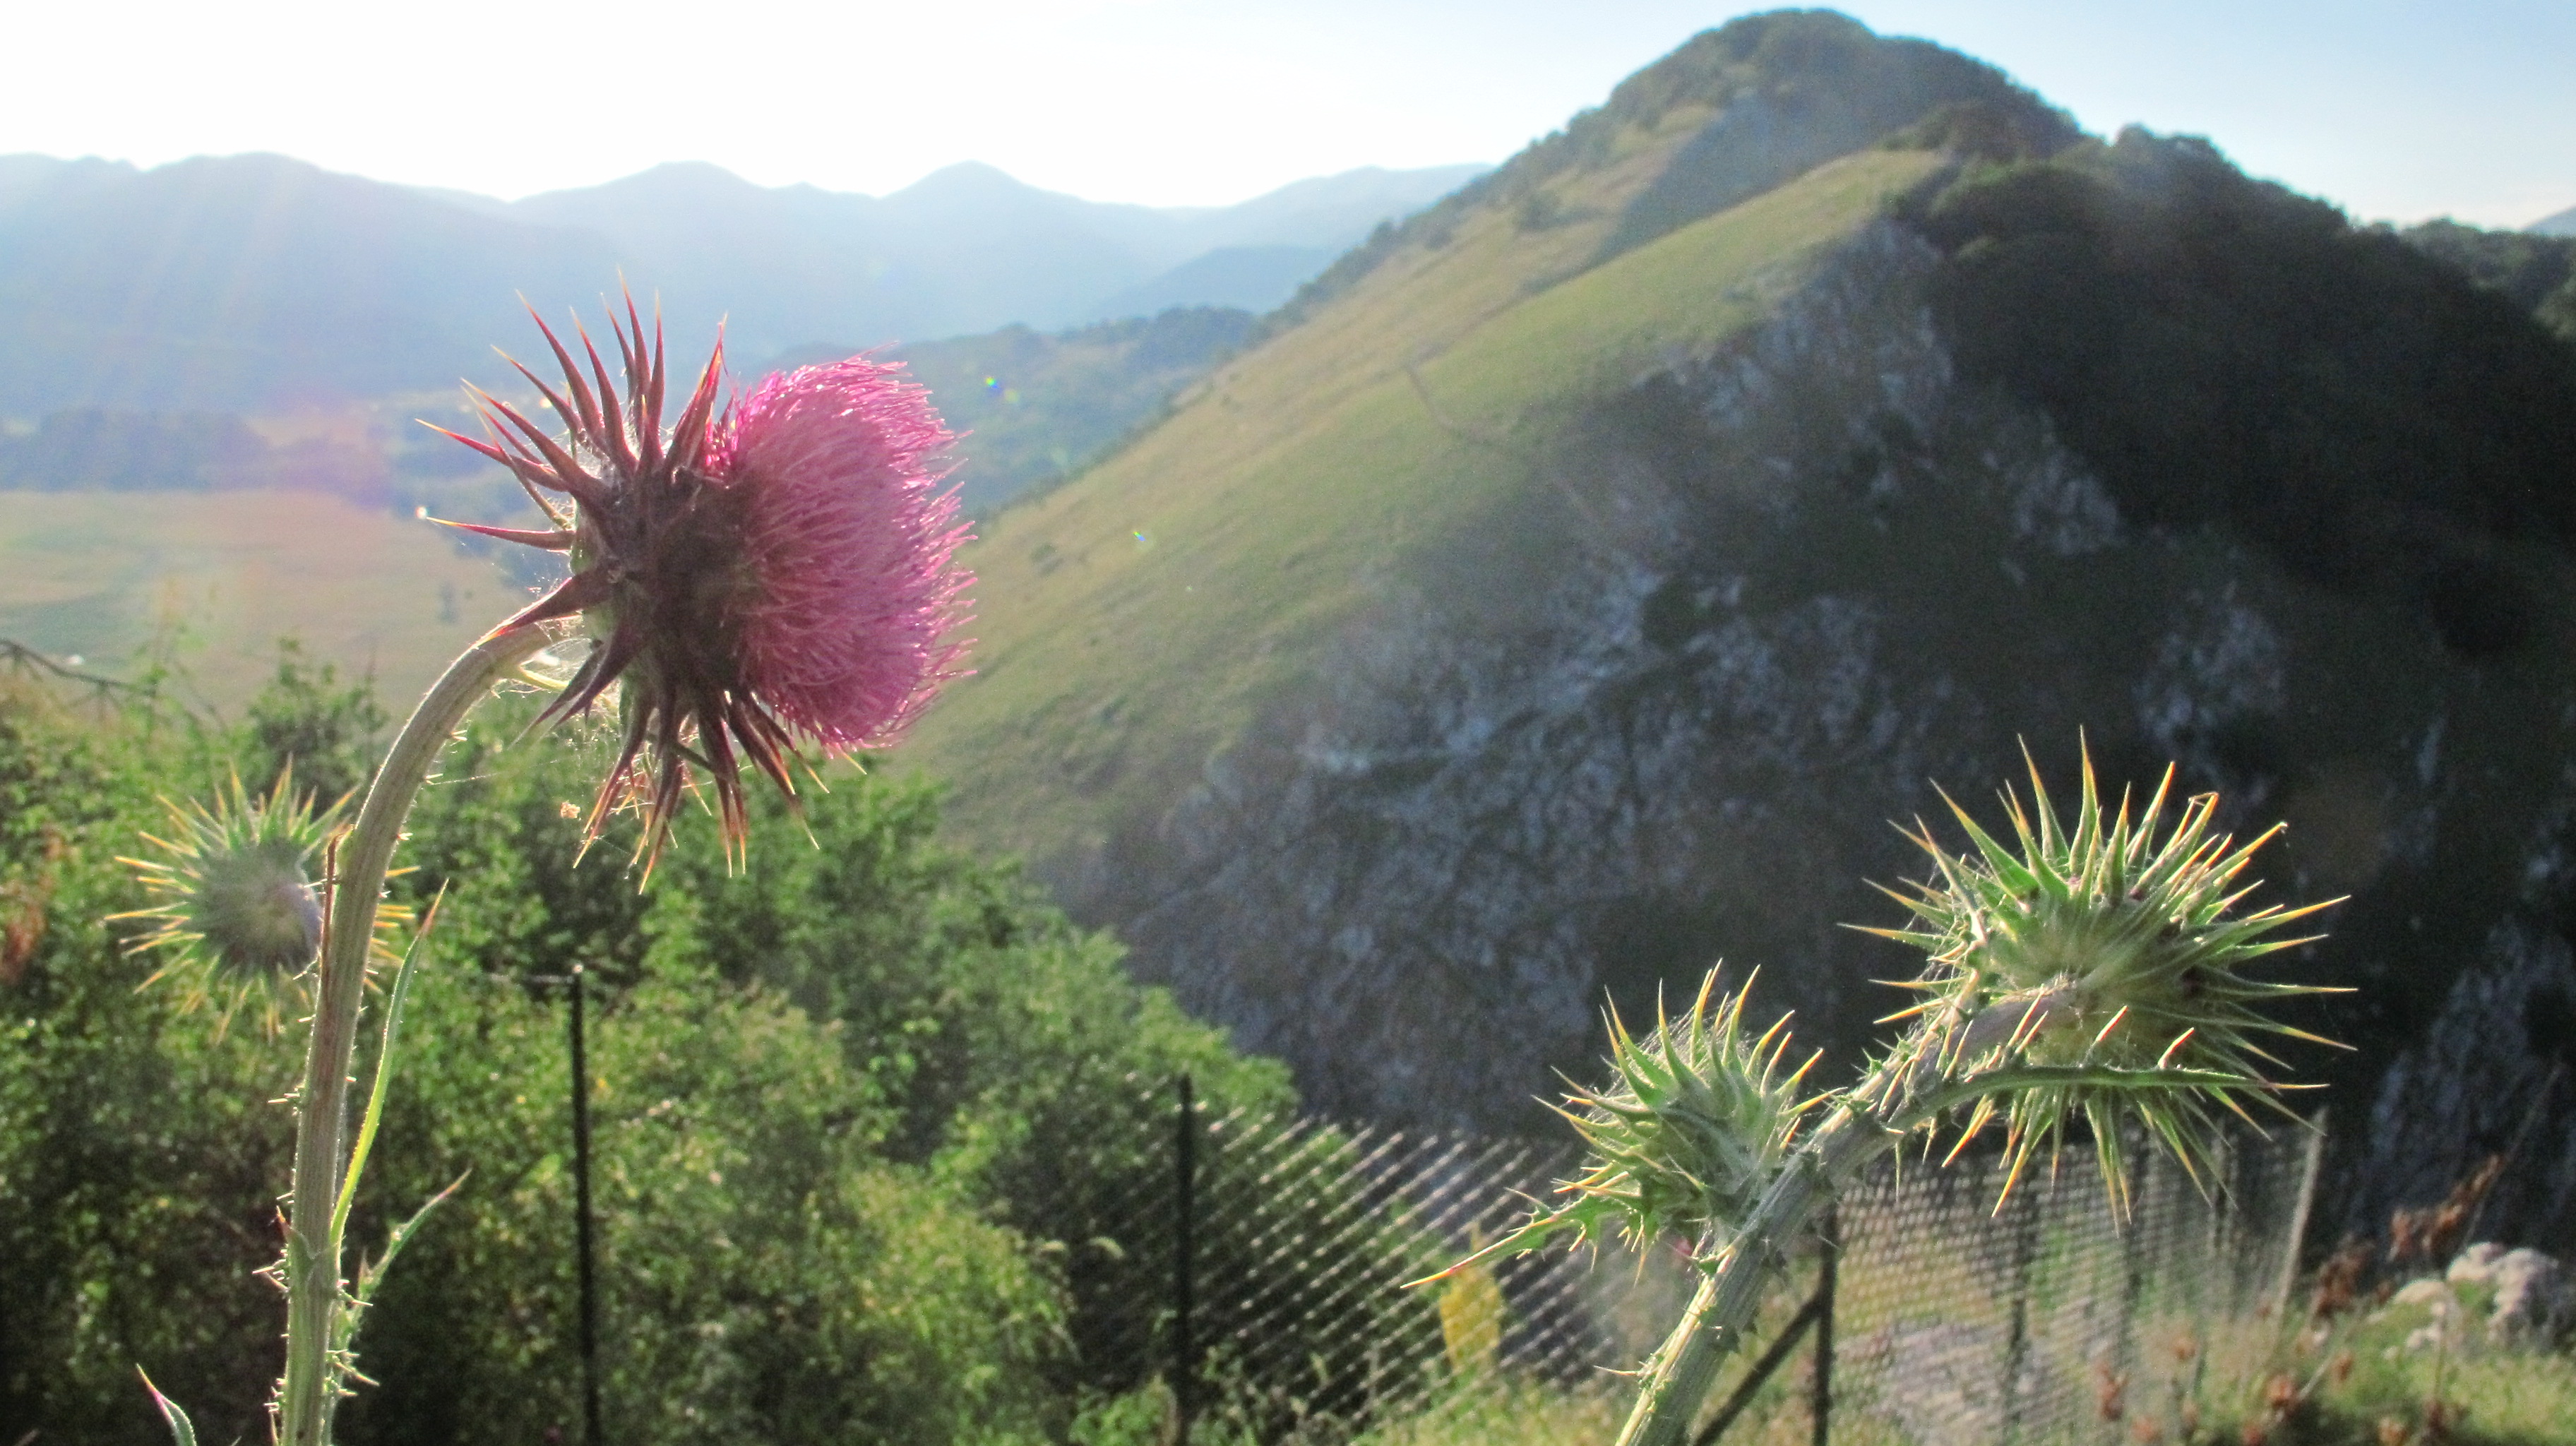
[1439,1259,1505,1376]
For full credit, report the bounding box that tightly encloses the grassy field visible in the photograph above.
[895,143,1944,868]
[0,489,528,714]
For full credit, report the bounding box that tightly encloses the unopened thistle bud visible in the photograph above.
[113,770,398,1038]
[1433,971,1818,1274]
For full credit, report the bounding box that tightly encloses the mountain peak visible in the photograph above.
[522,160,766,208]
[1272,9,2071,328]
[886,161,1049,208]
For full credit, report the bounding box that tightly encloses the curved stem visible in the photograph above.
[1609,1041,2104,1446]
[276,626,550,1446]
[1611,1110,1893,1446]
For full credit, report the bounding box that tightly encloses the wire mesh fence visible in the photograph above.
[1065,1079,2325,1446]
[1825,1125,2322,1446]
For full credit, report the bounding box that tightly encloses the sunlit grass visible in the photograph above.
[900,148,1943,868]
[2261,1281,2576,1446]
[0,489,515,711]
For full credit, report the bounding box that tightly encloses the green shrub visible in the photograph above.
[0,667,1294,1444]
[0,682,287,1440]
[345,967,1065,1446]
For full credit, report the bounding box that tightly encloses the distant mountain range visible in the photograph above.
[0,153,1481,413]
[2534,203,2576,237]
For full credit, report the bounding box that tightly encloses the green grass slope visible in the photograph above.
[898,147,1944,866]
[765,306,1262,516]
[0,490,516,712]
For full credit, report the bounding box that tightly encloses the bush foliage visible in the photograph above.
[0,659,1288,1445]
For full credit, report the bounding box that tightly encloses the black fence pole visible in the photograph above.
[1690,1291,1824,1446]
[1998,1185,2041,1446]
[570,965,604,1446]
[1811,1205,1837,1446]
[1174,1073,1198,1445]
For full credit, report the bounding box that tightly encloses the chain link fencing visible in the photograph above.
[1056,1080,2325,1446]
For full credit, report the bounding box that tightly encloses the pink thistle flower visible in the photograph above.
[709,358,971,750]
[430,296,972,866]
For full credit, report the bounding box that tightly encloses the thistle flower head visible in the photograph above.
[431,295,972,868]
[1433,971,1818,1276]
[1860,741,2342,1203]
[112,770,396,1038]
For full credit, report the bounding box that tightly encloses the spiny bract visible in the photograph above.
[1860,743,2342,1207]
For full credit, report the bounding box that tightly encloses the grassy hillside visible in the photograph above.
[898,147,1944,864]
[0,490,518,712]
[764,306,1261,515]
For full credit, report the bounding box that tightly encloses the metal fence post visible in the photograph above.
[1812,1205,1837,1446]
[1174,1074,1198,1444]
[1998,1183,2041,1446]
[568,965,604,1446]
[2270,1109,2329,1323]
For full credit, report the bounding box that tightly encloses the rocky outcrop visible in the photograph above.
[1075,222,2576,1244]
[2448,1244,2572,1341]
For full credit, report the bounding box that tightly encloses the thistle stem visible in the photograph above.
[1611,1104,1902,1446]
[276,625,550,1446]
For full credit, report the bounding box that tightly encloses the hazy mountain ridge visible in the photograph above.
[0,154,625,414]
[0,153,1479,414]
[900,10,2576,1245]
[1087,247,1334,323]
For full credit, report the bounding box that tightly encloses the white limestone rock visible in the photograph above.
[2489,1248,2567,1342]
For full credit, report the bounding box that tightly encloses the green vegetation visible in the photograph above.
[0,662,1292,1444]
[1910,129,2576,648]
[2401,221,2576,318]
[242,639,387,803]
[2400,219,2576,347]
[0,489,512,714]
[2177,1276,2576,1446]
[2282,1333,2576,1445]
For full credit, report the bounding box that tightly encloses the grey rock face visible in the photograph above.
[1071,223,2576,1241]
[2491,1250,2568,1340]
[2445,1244,2568,1341]
[2363,924,2576,1245]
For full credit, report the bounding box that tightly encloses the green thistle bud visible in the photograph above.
[1435,972,1819,1275]
[113,770,400,1039]
[1859,742,2344,1205]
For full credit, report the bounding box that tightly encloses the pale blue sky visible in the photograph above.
[8,0,2569,227]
